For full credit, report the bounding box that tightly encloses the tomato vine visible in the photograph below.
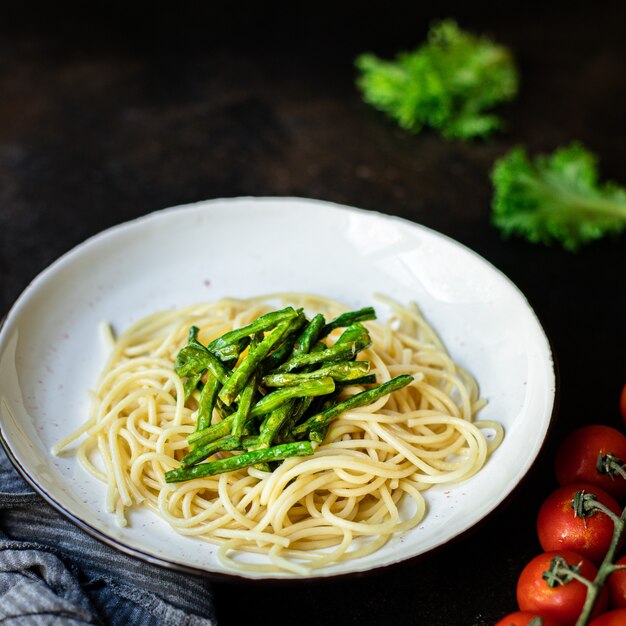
[496,386,626,626]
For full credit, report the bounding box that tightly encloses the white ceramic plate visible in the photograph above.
[0,197,555,580]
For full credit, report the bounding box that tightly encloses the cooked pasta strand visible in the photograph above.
[53,294,502,574]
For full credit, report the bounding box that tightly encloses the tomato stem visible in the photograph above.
[596,451,626,480]
[574,506,626,626]
[546,556,594,590]
[571,490,601,522]
[588,498,622,527]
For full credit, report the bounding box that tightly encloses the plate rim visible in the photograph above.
[0,195,558,580]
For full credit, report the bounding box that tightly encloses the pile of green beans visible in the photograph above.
[164,305,413,483]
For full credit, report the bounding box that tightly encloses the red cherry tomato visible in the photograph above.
[537,482,621,565]
[608,555,626,608]
[494,611,564,625]
[620,384,626,422]
[555,425,626,502]
[517,550,608,625]
[589,608,626,625]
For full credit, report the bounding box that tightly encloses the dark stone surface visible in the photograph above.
[1,3,625,624]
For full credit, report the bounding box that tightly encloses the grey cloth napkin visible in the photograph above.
[0,445,217,625]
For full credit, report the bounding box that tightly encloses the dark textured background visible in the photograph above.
[1,3,625,624]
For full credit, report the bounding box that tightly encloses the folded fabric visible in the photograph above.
[0,446,217,625]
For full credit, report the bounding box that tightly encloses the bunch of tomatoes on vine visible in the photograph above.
[495,385,626,626]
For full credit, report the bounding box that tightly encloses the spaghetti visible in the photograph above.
[53,294,503,575]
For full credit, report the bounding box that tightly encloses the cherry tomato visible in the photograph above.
[517,550,608,625]
[555,425,626,502]
[620,384,626,422]
[589,608,626,625]
[608,555,626,608]
[494,611,564,625]
[537,482,621,565]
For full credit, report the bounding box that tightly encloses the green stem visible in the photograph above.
[587,498,622,528]
[612,464,626,480]
[556,567,595,591]
[596,452,626,480]
[574,504,626,625]
[522,171,626,220]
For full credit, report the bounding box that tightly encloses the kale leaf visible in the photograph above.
[356,20,518,140]
[491,143,626,251]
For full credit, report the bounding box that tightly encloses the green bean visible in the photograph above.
[232,373,257,437]
[187,414,235,447]
[250,331,264,350]
[208,307,298,352]
[263,361,370,387]
[164,441,314,482]
[180,435,242,468]
[335,374,377,387]
[291,313,326,356]
[180,325,248,372]
[183,372,204,401]
[187,406,246,444]
[292,375,414,440]
[319,307,376,338]
[241,435,259,449]
[219,321,291,406]
[278,396,314,442]
[250,377,335,417]
[172,305,414,479]
[183,434,263,467]
[215,397,235,422]
[260,311,307,371]
[177,329,249,403]
[259,319,327,442]
[256,401,294,449]
[213,336,250,363]
[272,337,368,374]
[185,325,250,362]
[273,324,371,374]
[175,344,231,386]
[188,325,202,343]
[246,330,265,462]
[195,374,220,431]
[332,323,371,348]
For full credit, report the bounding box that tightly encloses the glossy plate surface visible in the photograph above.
[0,197,556,579]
